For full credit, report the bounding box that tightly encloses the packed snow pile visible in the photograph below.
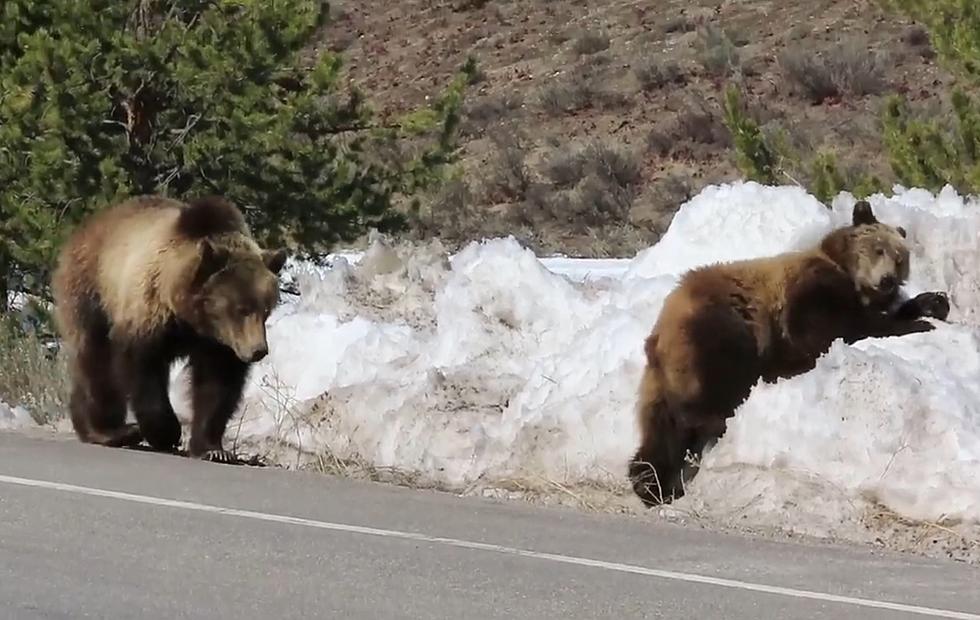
[155,180,976,537]
[0,401,36,431]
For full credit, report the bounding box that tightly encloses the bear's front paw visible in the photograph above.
[913,292,950,321]
[199,449,241,465]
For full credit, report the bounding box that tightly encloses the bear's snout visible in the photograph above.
[879,275,898,293]
[248,345,269,363]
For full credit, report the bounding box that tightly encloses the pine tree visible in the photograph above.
[0,0,472,309]
[722,85,778,185]
[878,0,980,194]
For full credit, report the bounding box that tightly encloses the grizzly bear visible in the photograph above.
[627,200,950,506]
[51,195,288,463]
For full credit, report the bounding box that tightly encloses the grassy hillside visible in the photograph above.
[317,0,954,256]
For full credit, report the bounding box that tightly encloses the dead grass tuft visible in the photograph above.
[0,314,68,425]
[646,99,731,158]
[779,41,888,104]
[543,149,587,189]
[696,24,741,77]
[462,91,524,136]
[550,141,643,227]
[537,68,628,114]
[635,57,686,92]
[572,29,611,56]
[486,130,532,201]
[663,15,696,35]
[414,177,484,241]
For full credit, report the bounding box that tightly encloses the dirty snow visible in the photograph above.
[166,181,980,547]
[0,401,36,431]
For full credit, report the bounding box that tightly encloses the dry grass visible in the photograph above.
[779,40,888,104]
[533,140,643,229]
[635,57,685,92]
[695,24,741,77]
[572,29,611,56]
[461,91,525,137]
[0,315,69,425]
[415,177,482,240]
[543,149,587,189]
[322,0,956,256]
[645,97,731,161]
[537,70,622,115]
[486,129,532,201]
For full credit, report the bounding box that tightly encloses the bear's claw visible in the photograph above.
[200,449,240,464]
[195,450,267,467]
[913,291,951,321]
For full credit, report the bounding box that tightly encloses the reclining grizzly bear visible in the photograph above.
[628,200,950,506]
[51,195,288,463]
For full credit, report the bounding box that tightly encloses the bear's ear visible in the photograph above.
[262,248,288,275]
[852,200,878,226]
[196,240,230,282]
[896,226,907,238]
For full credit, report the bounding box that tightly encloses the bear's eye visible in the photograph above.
[876,248,886,257]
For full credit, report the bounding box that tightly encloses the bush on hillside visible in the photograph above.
[722,1,980,204]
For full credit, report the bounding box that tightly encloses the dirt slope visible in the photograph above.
[320,0,952,256]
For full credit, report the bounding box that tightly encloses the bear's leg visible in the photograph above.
[892,291,950,322]
[116,343,182,452]
[857,310,938,342]
[67,314,141,448]
[187,341,250,464]
[628,403,693,506]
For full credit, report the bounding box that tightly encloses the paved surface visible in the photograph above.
[0,431,978,620]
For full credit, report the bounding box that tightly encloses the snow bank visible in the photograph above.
[0,401,36,431]
[165,180,979,537]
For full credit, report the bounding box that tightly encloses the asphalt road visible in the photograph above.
[0,431,978,620]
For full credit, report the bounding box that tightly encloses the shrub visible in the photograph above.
[722,86,778,184]
[635,58,685,91]
[568,142,642,226]
[881,93,980,193]
[663,16,696,35]
[0,314,68,424]
[462,91,524,135]
[543,150,587,189]
[585,142,642,189]
[696,24,740,77]
[539,79,593,114]
[675,104,732,147]
[779,41,887,104]
[486,131,531,201]
[884,0,980,80]
[573,30,611,56]
[877,0,980,194]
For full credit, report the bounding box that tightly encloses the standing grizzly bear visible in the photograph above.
[628,200,950,506]
[51,195,287,463]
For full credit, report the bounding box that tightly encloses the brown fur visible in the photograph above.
[51,195,288,461]
[628,201,950,506]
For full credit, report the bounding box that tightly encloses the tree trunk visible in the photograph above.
[0,253,9,314]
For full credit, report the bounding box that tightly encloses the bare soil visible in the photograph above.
[316,0,955,257]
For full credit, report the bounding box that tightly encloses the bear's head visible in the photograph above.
[189,240,289,363]
[822,200,911,308]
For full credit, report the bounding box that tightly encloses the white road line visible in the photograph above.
[0,473,976,620]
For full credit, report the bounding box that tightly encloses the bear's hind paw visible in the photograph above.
[90,424,144,448]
